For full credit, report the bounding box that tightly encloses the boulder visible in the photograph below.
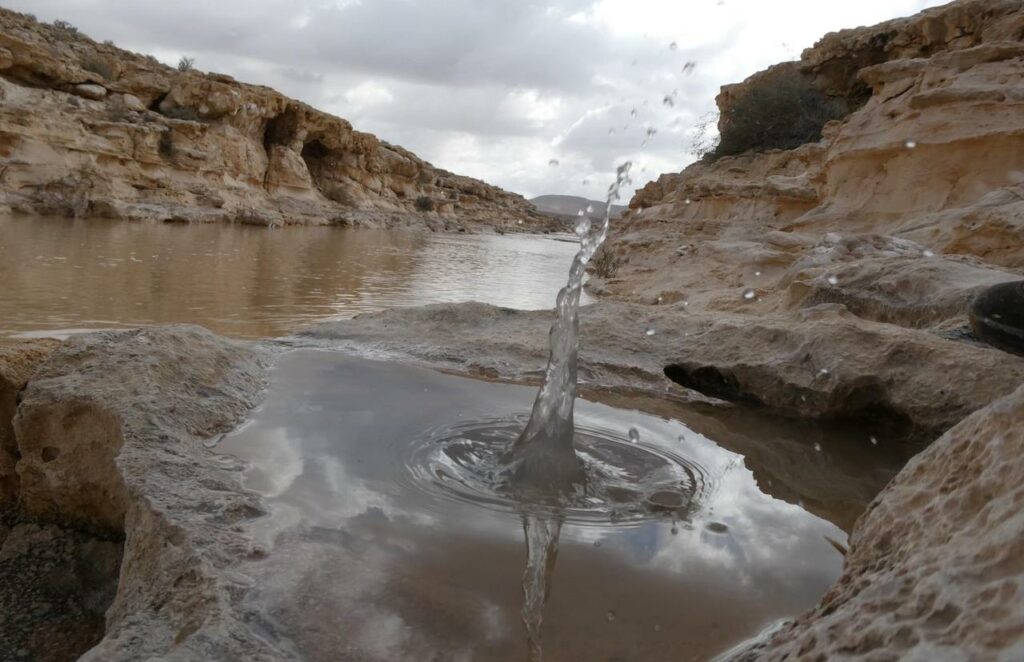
[72,83,107,100]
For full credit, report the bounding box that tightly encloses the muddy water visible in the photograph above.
[217,351,865,662]
[0,215,586,339]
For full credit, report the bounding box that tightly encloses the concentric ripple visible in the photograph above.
[405,415,715,527]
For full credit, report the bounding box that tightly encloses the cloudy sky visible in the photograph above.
[14,0,946,200]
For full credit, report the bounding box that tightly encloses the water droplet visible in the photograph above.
[670,526,678,535]
[682,301,689,307]
[684,198,692,205]
[586,204,594,213]
[645,328,656,336]
[818,368,830,376]
[682,61,696,74]
[628,427,640,444]
[608,128,616,136]
[582,178,590,186]
[577,209,586,217]
[548,159,559,166]
[742,288,756,300]
[922,249,935,258]
[663,95,675,107]
[827,275,839,285]
[646,127,657,137]
[656,295,663,303]
[905,140,917,149]
[593,540,602,548]
[814,442,822,452]
[870,436,878,446]
[517,219,523,225]
[669,42,678,50]
[754,270,762,277]
[706,521,728,534]
[630,108,638,119]
[606,610,616,622]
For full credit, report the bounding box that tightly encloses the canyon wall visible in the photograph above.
[598,0,1024,657]
[0,10,555,231]
[607,0,1023,328]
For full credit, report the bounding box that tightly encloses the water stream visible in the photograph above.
[505,162,632,492]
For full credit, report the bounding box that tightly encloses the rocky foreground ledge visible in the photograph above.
[1,310,1022,659]
[0,10,557,232]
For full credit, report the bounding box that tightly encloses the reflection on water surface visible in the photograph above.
[218,351,849,661]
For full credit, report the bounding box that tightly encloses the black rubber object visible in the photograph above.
[969,280,1024,356]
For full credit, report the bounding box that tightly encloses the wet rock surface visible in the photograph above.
[725,384,1024,661]
[0,10,557,232]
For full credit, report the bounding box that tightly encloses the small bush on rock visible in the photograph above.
[81,53,115,80]
[415,196,435,212]
[712,68,847,159]
[177,56,195,72]
[52,20,79,35]
[590,245,623,279]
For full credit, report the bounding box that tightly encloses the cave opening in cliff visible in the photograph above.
[299,139,331,187]
[262,108,301,153]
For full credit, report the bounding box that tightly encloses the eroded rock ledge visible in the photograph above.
[0,10,556,231]
[611,0,1023,331]
[725,383,1024,661]
[303,300,1024,440]
[1,327,289,661]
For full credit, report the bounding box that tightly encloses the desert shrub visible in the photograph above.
[52,20,80,35]
[103,39,115,46]
[80,53,115,79]
[177,56,195,72]
[414,196,435,212]
[590,245,623,279]
[711,68,847,159]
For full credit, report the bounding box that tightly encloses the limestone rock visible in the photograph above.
[0,9,557,232]
[725,383,1024,661]
[0,339,60,504]
[120,93,145,113]
[601,0,1024,374]
[11,326,283,660]
[73,83,106,100]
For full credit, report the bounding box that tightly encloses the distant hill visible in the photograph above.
[530,195,626,222]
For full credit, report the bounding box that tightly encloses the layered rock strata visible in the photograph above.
[0,10,555,231]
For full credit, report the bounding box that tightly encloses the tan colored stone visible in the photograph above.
[72,83,106,100]
[0,339,60,504]
[119,93,145,113]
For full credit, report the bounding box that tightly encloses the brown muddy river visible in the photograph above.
[0,214,586,339]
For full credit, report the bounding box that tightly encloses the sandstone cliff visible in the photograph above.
[595,0,1024,658]
[608,0,1023,326]
[0,10,555,231]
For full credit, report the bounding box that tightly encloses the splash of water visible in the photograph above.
[504,162,632,491]
[521,513,563,662]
